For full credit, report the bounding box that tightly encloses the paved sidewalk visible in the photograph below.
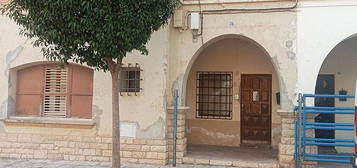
[0,159,353,168]
[0,159,229,168]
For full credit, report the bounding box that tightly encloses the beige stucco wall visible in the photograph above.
[0,1,299,162]
[185,38,281,147]
[167,4,297,112]
[0,14,169,140]
[319,36,357,154]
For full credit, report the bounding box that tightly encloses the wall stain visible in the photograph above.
[0,99,7,119]
[272,55,295,109]
[187,126,239,146]
[272,123,282,149]
[172,74,184,106]
[5,46,24,76]
[285,40,293,48]
[137,117,165,139]
[8,72,12,89]
[188,127,237,139]
[7,97,15,117]
[92,105,103,133]
[0,122,5,132]
[287,51,296,60]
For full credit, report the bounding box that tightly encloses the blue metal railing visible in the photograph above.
[295,94,356,168]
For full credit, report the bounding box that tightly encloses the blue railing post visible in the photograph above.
[295,93,303,168]
[172,89,179,167]
[302,95,306,162]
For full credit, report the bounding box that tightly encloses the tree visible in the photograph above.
[1,0,178,167]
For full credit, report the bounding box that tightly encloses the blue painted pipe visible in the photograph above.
[305,125,354,131]
[305,122,354,126]
[303,94,355,98]
[305,158,351,164]
[305,142,355,147]
[305,106,355,111]
[172,90,179,167]
[294,121,298,161]
[305,153,353,158]
[304,110,354,114]
[304,137,355,143]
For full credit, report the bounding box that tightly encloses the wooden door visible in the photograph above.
[314,74,335,140]
[241,74,272,143]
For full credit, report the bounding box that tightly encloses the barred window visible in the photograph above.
[120,67,141,93]
[196,72,233,119]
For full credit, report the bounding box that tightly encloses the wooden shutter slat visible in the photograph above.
[42,67,68,118]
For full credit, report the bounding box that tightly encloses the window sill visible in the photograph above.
[4,116,96,126]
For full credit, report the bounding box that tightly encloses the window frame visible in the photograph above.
[119,66,142,95]
[14,63,93,119]
[196,71,233,120]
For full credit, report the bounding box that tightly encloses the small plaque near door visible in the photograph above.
[253,91,260,101]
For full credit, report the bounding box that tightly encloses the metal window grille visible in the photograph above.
[43,66,68,118]
[120,66,141,93]
[196,72,233,119]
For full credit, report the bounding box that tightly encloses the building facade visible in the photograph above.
[0,0,357,167]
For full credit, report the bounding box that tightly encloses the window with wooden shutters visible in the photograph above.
[15,63,93,119]
[43,66,68,117]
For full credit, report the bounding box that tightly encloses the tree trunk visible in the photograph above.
[111,69,121,168]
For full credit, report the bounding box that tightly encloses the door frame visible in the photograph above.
[240,74,272,144]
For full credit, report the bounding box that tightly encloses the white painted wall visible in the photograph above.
[319,37,357,153]
[297,0,357,96]
[297,0,357,153]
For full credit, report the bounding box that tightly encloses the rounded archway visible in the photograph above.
[183,35,281,162]
[314,35,357,154]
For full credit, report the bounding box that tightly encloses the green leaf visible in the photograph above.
[2,0,179,71]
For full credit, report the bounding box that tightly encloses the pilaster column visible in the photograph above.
[277,110,296,168]
[167,106,189,164]
[277,110,317,168]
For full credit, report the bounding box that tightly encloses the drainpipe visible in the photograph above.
[172,89,179,167]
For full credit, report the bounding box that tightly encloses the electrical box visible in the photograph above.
[173,10,183,28]
[120,122,137,138]
[190,12,200,30]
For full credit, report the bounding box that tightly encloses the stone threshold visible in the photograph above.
[182,156,279,168]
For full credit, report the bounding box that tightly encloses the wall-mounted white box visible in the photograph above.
[190,12,200,30]
[120,122,137,138]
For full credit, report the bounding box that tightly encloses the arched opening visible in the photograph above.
[183,35,280,165]
[314,36,357,155]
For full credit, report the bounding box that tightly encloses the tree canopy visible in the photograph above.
[2,1,179,167]
[1,0,179,71]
